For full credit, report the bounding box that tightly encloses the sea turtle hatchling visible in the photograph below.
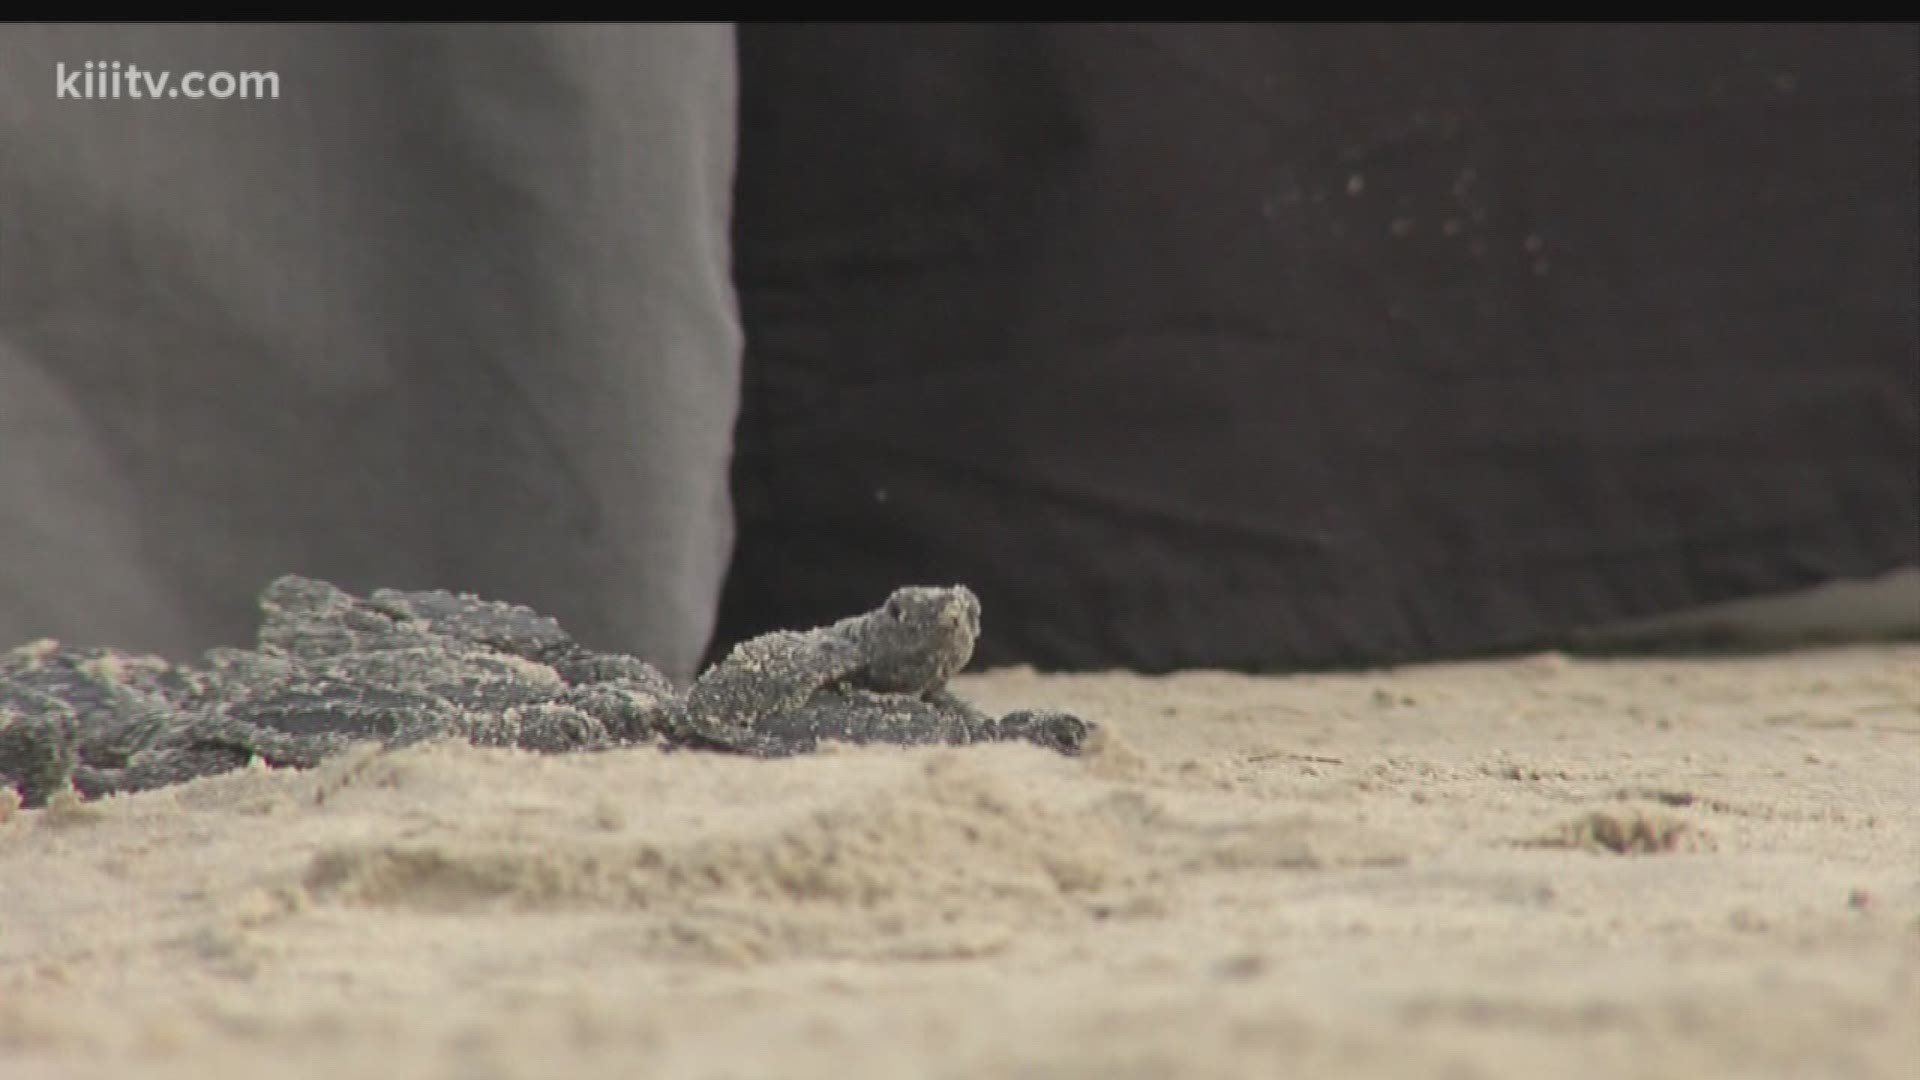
[0,576,1092,807]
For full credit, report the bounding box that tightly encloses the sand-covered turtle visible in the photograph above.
[0,576,1091,807]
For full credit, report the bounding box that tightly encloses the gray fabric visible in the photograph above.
[0,25,741,681]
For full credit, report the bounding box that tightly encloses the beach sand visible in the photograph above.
[3,643,1916,1078]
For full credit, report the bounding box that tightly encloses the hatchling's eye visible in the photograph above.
[885,597,905,621]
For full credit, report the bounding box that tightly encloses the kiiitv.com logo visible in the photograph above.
[56,60,280,101]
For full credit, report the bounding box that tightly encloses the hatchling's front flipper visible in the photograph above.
[921,688,1094,756]
[977,708,1093,755]
[745,688,985,755]
[745,687,1094,757]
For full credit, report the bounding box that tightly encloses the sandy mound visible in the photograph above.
[3,644,1916,1078]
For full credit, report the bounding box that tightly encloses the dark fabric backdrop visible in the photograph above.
[720,24,1920,672]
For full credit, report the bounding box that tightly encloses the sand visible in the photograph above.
[2,643,1915,1079]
